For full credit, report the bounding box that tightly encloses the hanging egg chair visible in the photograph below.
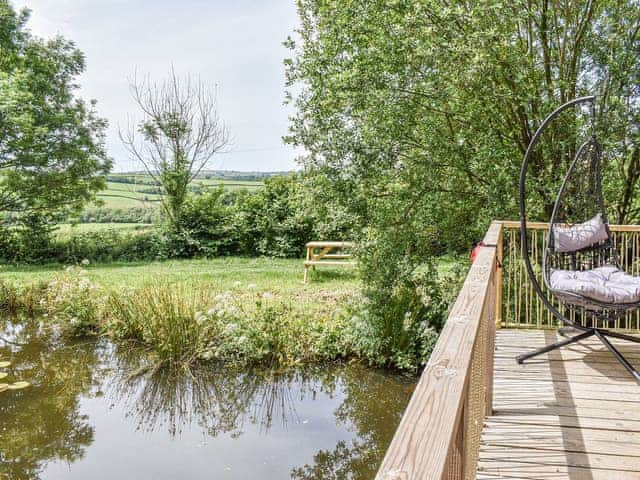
[518,95,640,384]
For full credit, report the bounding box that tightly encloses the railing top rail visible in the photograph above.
[375,221,501,480]
[499,220,640,232]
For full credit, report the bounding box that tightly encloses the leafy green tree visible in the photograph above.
[0,2,111,225]
[285,0,640,368]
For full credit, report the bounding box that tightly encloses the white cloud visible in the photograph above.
[13,0,302,172]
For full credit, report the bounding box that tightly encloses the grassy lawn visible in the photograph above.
[0,257,359,305]
[0,256,462,291]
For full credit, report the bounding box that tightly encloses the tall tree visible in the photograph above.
[120,69,229,227]
[285,0,640,367]
[0,1,111,224]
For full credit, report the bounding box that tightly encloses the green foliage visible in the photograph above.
[77,207,160,224]
[0,226,167,264]
[0,1,111,224]
[173,172,355,258]
[285,0,640,369]
[345,226,459,371]
[41,266,104,335]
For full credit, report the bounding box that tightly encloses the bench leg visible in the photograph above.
[304,265,309,283]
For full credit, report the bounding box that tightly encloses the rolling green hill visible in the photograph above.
[93,172,267,210]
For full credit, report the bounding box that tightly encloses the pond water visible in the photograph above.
[0,318,415,480]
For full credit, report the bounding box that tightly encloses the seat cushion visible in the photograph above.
[550,265,640,305]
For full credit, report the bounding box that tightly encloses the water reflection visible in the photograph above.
[0,317,104,480]
[109,352,317,437]
[0,318,415,480]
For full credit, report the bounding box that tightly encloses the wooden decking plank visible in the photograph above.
[485,415,640,433]
[478,445,640,471]
[492,378,640,395]
[481,423,640,445]
[477,464,640,480]
[481,430,640,457]
[492,395,640,410]
[476,329,640,479]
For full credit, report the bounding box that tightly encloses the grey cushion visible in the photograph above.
[552,213,609,253]
[550,265,640,305]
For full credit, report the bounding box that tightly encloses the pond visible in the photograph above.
[0,318,415,480]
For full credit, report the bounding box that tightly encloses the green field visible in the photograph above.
[93,174,264,209]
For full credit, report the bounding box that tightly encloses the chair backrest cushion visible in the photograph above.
[552,213,609,253]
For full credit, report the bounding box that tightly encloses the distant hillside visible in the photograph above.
[110,170,293,183]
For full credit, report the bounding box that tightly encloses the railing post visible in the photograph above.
[495,223,503,329]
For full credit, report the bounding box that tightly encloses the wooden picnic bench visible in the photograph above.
[303,241,355,283]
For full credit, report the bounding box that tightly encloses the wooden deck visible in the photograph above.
[477,329,640,479]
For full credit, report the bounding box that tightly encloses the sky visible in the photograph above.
[13,0,301,172]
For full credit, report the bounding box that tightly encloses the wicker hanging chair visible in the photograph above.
[518,95,640,384]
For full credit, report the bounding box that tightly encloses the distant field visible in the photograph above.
[54,223,154,238]
[92,174,264,210]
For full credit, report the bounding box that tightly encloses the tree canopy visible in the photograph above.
[0,1,111,223]
[285,0,640,366]
[286,0,640,241]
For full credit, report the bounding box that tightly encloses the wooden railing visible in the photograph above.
[500,221,640,330]
[376,221,500,480]
[376,219,640,480]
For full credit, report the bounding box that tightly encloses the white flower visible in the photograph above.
[201,351,214,361]
[262,291,274,299]
[81,259,90,266]
[233,281,242,287]
[247,283,257,290]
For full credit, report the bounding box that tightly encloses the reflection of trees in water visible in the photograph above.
[291,367,415,480]
[108,352,339,438]
[0,317,103,480]
[0,319,415,480]
[109,353,415,480]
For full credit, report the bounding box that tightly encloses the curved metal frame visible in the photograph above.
[519,96,596,329]
[517,95,640,383]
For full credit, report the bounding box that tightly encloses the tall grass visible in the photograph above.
[0,267,355,369]
[107,284,212,365]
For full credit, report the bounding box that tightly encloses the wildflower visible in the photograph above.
[233,281,242,287]
[262,291,274,299]
[201,351,214,361]
[81,259,90,266]
[247,283,257,289]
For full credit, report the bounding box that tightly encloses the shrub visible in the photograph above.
[40,266,104,335]
[346,224,460,372]
[77,207,160,224]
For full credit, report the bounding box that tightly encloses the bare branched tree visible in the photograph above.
[120,68,229,226]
